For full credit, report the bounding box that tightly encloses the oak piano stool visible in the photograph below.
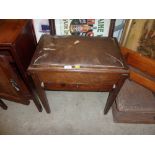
[28,34,129,114]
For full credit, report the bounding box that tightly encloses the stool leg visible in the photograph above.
[25,76,43,112]
[0,99,8,110]
[28,79,43,112]
[104,76,127,114]
[31,74,51,113]
[31,91,43,112]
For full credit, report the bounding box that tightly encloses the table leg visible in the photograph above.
[31,74,51,113]
[104,76,127,114]
[0,99,8,110]
[30,86,43,112]
[27,77,43,112]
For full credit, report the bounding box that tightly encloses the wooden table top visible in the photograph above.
[30,34,128,71]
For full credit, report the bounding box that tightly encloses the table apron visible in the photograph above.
[44,82,113,91]
[35,71,124,91]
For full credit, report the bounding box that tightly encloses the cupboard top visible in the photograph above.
[0,19,29,45]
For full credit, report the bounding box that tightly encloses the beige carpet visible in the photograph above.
[0,91,155,134]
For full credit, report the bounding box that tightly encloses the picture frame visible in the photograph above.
[49,19,116,37]
[121,19,155,58]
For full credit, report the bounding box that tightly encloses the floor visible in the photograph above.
[0,91,155,135]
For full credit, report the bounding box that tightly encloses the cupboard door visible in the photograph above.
[0,55,29,104]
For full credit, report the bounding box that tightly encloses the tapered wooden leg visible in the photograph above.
[0,99,8,110]
[26,76,43,112]
[31,88,43,112]
[104,76,127,114]
[31,74,51,113]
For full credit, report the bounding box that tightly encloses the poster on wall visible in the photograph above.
[33,19,125,42]
[55,19,111,37]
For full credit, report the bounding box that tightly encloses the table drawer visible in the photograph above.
[38,71,121,85]
[44,82,113,91]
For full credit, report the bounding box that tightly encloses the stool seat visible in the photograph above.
[30,34,127,70]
